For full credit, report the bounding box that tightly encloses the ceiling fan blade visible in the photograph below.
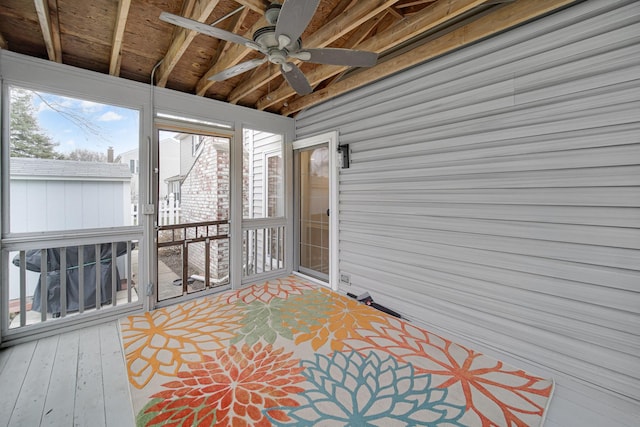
[159,12,258,50]
[304,48,378,67]
[280,63,313,96]
[208,58,267,81]
[275,0,321,46]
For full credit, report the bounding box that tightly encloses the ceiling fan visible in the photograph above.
[159,0,378,95]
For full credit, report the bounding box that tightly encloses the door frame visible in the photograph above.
[292,131,339,290]
[152,120,235,308]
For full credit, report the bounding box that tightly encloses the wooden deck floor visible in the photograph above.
[0,321,133,427]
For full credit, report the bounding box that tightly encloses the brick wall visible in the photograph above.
[180,137,230,282]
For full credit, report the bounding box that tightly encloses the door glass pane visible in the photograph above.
[299,146,329,277]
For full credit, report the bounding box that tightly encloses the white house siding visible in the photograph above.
[9,158,132,232]
[295,1,640,425]
[244,129,283,219]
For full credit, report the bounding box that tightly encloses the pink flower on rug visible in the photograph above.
[141,342,306,427]
[226,276,315,304]
[343,317,554,427]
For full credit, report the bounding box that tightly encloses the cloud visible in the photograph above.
[36,95,79,114]
[80,100,103,113]
[98,111,124,122]
[36,101,52,113]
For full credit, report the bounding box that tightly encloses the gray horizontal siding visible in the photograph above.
[247,130,282,219]
[296,0,640,425]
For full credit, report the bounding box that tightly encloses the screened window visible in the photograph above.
[8,86,140,233]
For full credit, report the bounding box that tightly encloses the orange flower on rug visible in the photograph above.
[225,276,315,304]
[291,287,393,352]
[136,342,305,427]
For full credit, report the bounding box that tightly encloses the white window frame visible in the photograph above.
[262,148,284,219]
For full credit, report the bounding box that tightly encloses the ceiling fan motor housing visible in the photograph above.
[253,26,302,65]
[265,3,282,25]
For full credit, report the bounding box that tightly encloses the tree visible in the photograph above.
[66,148,107,162]
[9,88,62,159]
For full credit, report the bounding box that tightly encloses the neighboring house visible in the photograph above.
[177,132,202,177]
[117,136,180,204]
[116,147,140,205]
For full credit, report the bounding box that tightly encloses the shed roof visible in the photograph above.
[10,157,131,181]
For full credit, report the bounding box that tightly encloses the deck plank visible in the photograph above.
[74,325,106,427]
[99,321,134,426]
[9,336,58,427]
[0,341,36,427]
[41,329,80,427]
[0,345,12,374]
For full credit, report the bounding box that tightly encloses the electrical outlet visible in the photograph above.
[340,273,351,285]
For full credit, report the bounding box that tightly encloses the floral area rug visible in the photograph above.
[120,275,554,426]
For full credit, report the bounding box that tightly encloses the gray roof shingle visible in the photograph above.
[10,157,131,180]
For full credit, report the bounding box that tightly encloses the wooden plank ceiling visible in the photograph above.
[0,0,577,116]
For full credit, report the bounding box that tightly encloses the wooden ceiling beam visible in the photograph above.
[227,0,401,104]
[33,0,62,63]
[386,6,404,20]
[281,0,578,116]
[109,0,132,76]
[237,0,269,15]
[204,7,250,78]
[257,0,490,110]
[195,17,268,96]
[180,0,198,18]
[397,0,437,8]
[322,11,392,89]
[155,0,221,88]
[218,7,250,57]
[325,0,357,22]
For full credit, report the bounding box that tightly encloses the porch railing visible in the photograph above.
[242,221,286,280]
[2,232,141,334]
[157,220,229,301]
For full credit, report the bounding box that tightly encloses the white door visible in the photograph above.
[154,128,231,304]
[293,131,338,288]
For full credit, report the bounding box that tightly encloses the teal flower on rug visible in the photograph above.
[231,290,333,346]
[266,351,466,426]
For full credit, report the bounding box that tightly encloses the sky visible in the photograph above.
[27,89,140,157]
